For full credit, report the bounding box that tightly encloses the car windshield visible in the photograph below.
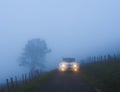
[63,58,75,63]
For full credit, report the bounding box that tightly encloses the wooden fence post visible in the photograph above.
[25,73,27,83]
[6,79,10,92]
[29,72,31,81]
[22,74,24,84]
[15,76,18,87]
[10,77,14,91]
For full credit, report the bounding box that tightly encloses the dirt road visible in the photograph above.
[38,71,97,92]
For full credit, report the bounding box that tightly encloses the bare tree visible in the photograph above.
[19,38,51,72]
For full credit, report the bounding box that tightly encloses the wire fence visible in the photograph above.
[81,54,120,65]
[0,70,44,92]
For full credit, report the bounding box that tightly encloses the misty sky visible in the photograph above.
[0,0,120,83]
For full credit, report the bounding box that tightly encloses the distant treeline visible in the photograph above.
[81,54,120,92]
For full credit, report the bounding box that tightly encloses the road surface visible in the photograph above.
[38,71,97,92]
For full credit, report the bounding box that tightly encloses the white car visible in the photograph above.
[58,58,80,72]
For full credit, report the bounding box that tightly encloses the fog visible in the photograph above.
[0,0,120,84]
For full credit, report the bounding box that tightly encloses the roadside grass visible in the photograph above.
[17,70,56,92]
[81,62,120,92]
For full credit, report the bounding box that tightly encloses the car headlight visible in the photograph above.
[72,63,79,72]
[61,68,65,71]
[73,63,78,68]
[59,62,67,71]
[61,63,66,67]
[73,64,77,68]
[74,68,78,72]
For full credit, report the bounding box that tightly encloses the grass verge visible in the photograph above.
[17,70,56,92]
[81,62,120,92]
